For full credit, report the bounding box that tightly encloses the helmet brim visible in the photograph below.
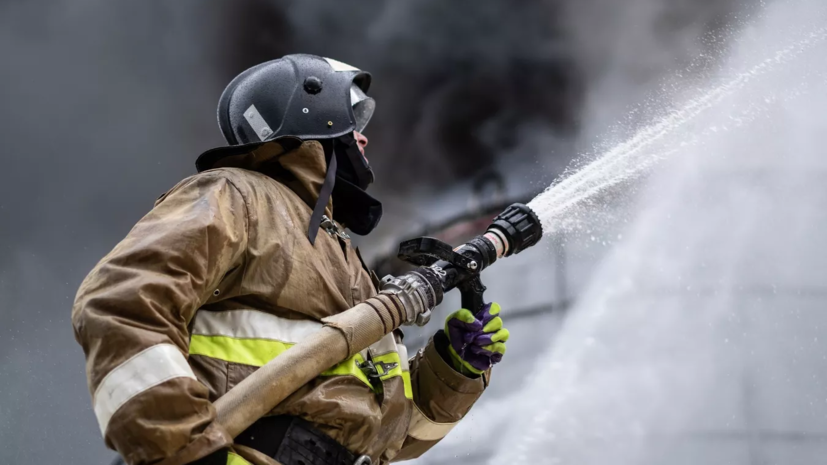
[195,136,303,172]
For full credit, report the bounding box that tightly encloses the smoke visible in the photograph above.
[216,0,581,186]
[275,0,749,188]
[492,0,827,463]
[0,1,750,463]
[567,0,749,137]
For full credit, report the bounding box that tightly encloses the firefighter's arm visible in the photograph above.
[72,171,248,465]
[392,304,505,461]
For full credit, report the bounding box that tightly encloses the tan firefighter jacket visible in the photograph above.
[72,140,489,465]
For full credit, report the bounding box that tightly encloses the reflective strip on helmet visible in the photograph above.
[407,403,459,442]
[227,452,252,465]
[93,343,195,436]
[323,57,360,72]
[242,104,274,141]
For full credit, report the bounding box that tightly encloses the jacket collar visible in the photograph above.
[213,139,333,218]
[205,138,382,237]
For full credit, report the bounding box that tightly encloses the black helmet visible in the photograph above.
[220,54,373,145]
[197,54,374,170]
[197,54,381,244]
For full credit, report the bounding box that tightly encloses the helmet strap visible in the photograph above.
[307,148,338,245]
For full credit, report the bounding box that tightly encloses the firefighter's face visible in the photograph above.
[354,130,369,158]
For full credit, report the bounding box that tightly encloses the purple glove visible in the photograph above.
[444,302,508,375]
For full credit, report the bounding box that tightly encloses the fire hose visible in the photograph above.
[213,203,543,438]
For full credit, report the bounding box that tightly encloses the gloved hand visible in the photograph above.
[444,302,509,376]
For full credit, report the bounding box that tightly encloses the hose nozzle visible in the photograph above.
[485,203,543,258]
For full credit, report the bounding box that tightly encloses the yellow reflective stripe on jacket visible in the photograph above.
[401,371,413,400]
[373,351,413,399]
[189,334,372,388]
[189,335,291,367]
[227,451,251,465]
[321,352,370,385]
[188,309,409,396]
[374,352,403,379]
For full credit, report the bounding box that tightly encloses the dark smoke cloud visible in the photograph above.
[263,0,584,185]
[0,1,747,463]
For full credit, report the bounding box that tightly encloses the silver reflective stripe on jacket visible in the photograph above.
[191,309,322,342]
[93,343,195,435]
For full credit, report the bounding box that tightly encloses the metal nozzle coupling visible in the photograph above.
[379,268,444,326]
[486,203,543,257]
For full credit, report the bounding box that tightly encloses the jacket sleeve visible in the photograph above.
[72,172,248,465]
[393,330,489,461]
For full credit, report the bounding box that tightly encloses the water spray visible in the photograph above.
[528,24,827,237]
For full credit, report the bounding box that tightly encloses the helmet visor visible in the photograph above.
[350,84,375,132]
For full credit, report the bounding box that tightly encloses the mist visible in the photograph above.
[491,0,827,463]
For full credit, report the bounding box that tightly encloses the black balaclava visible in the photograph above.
[332,134,382,235]
[306,137,383,243]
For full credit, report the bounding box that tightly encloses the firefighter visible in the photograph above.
[72,54,509,465]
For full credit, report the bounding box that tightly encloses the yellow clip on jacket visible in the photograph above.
[72,141,489,465]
